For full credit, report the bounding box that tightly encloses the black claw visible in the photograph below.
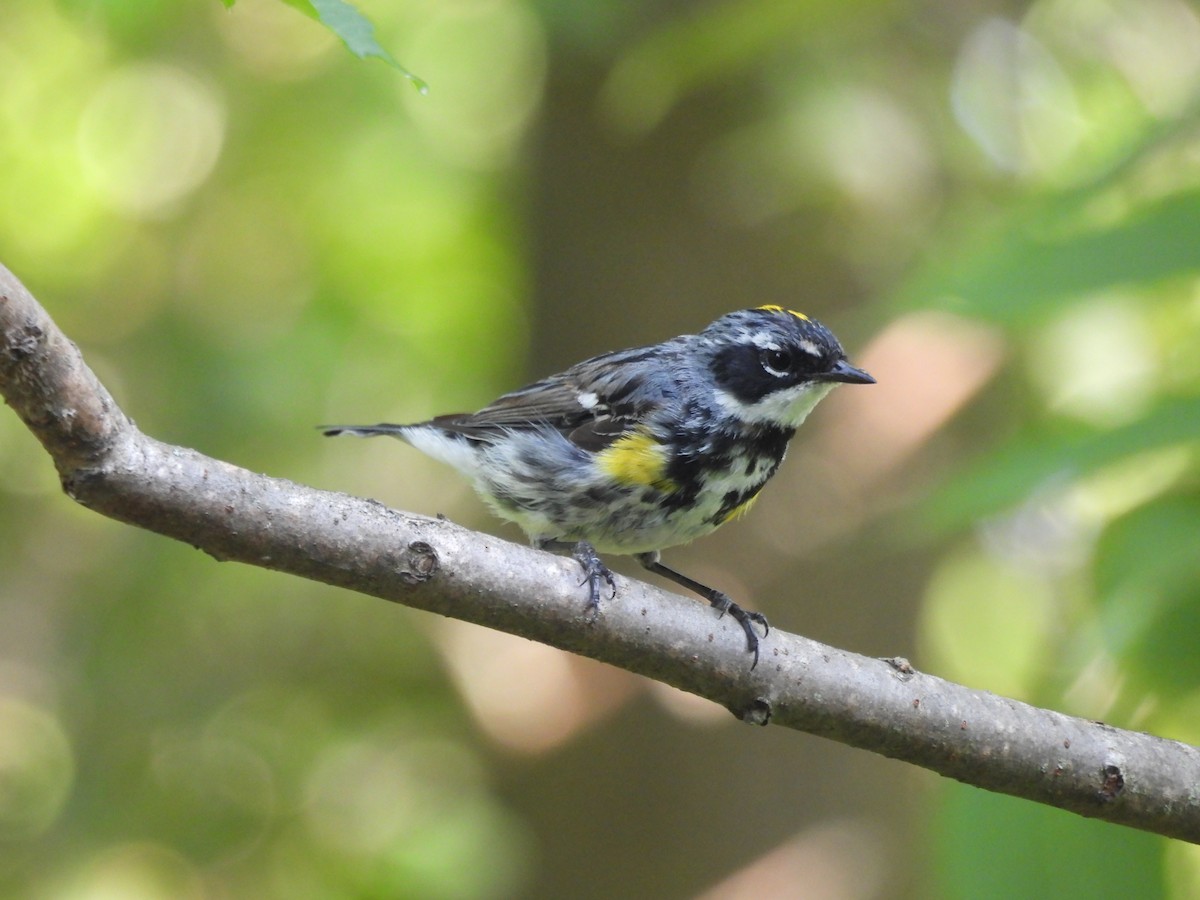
[702,590,767,668]
[749,610,770,638]
[570,541,615,621]
[725,602,765,670]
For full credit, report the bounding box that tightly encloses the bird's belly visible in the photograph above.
[474,434,781,555]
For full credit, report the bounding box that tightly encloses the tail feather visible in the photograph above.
[323,421,482,478]
[320,423,410,438]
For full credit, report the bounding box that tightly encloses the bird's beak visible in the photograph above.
[824,359,875,385]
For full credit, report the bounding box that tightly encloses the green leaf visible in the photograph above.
[276,0,316,18]
[1095,493,1200,600]
[1093,493,1200,692]
[923,396,1200,532]
[902,189,1200,327]
[934,782,1166,899]
[277,0,428,93]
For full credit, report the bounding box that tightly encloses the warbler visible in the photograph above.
[324,305,873,666]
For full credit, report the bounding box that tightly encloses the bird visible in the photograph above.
[323,305,874,666]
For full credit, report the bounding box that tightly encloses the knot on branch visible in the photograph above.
[1098,764,1125,803]
[398,540,438,584]
[2,320,45,364]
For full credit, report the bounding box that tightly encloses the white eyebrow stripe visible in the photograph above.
[798,339,820,357]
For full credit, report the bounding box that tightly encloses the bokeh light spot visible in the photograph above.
[54,842,206,900]
[0,696,74,839]
[78,63,226,217]
[1030,296,1157,426]
[952,18,1082,176]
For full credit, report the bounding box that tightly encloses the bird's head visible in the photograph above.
[701,305,874,428]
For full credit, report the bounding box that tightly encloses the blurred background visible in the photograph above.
[2,0,1200,896]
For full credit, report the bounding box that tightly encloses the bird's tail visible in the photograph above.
[320,423,410,438]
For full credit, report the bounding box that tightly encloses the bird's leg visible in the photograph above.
[536,538,616,621]
[636,552,769,668]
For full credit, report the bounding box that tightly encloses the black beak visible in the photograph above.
[823,358,875,385]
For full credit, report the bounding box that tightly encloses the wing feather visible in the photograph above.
[429,342,681,451]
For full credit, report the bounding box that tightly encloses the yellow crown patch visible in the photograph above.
[756,304,809,322]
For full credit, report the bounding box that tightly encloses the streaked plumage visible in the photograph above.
[325,306,873,666]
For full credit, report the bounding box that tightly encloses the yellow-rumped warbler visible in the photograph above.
[324,306,873,666]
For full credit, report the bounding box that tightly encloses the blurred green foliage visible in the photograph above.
[2,0,1200,897]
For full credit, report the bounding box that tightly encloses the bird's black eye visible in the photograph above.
[761,348,794,377]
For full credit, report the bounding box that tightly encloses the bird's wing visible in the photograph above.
[431,343,680,452]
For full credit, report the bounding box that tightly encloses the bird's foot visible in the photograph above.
[570,540,616,621]
[708,591,769,669]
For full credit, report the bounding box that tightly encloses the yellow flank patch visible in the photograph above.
[596,431,677,491]
[756,304,808,321]
[720,493,760,524]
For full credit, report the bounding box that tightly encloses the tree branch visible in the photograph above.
[3,262,1199,843]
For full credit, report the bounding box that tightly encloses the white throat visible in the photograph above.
[714,382,837,428]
